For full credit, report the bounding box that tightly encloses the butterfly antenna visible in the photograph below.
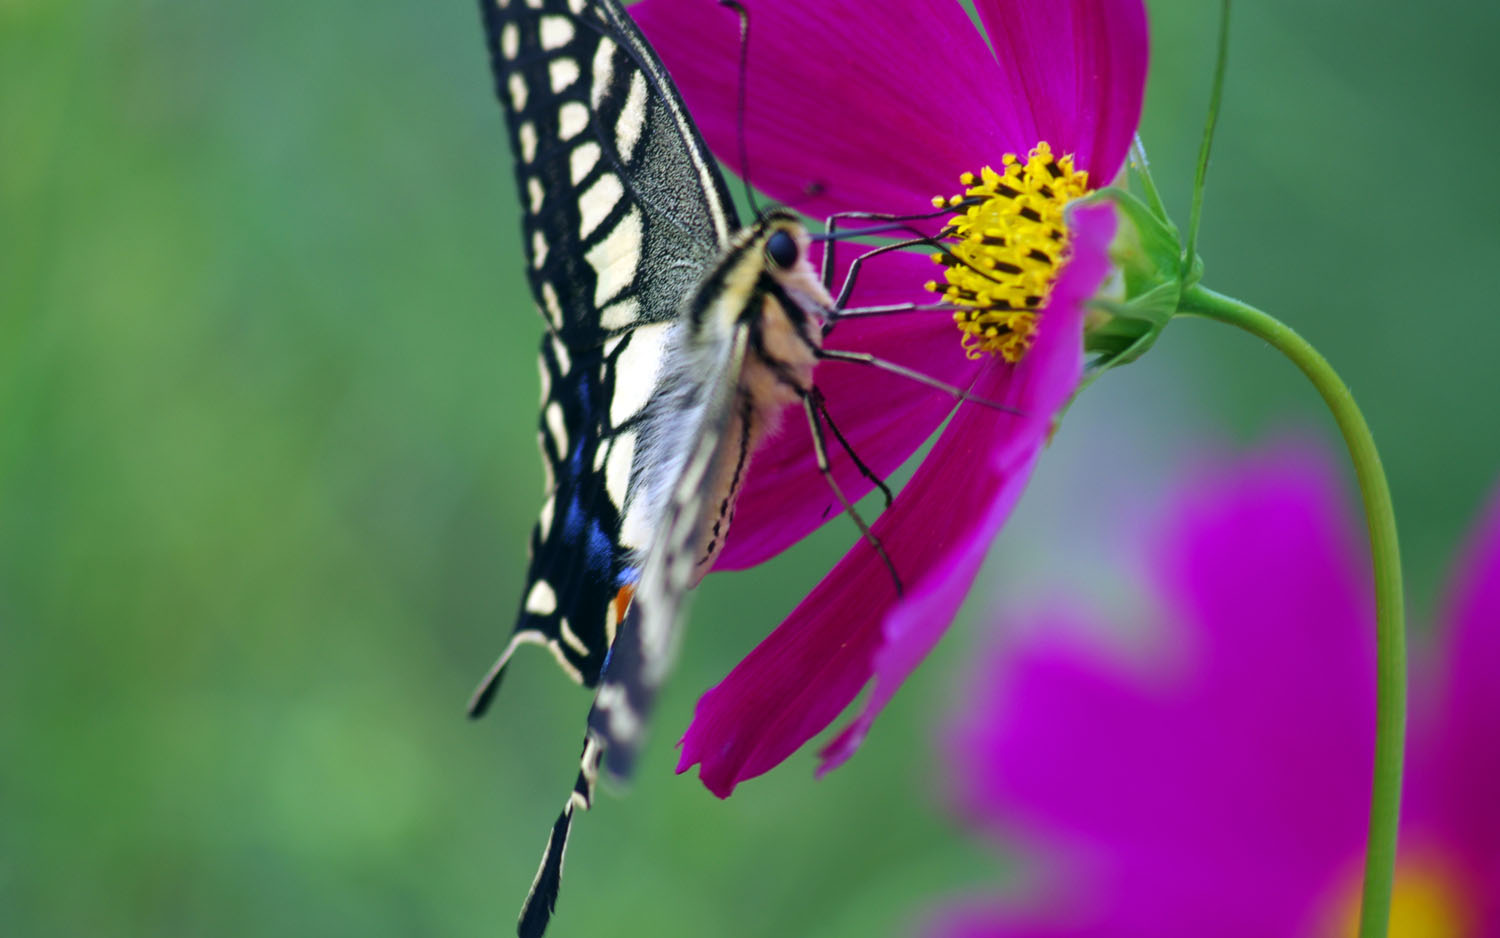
[718,0,761,217]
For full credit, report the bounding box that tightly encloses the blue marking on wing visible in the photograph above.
[558,494,615,578]
[585,520,613,577]
[563,495,586,541]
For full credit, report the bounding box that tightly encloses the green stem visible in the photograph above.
[1184,0,1232,282]
[1178,285,1405,938]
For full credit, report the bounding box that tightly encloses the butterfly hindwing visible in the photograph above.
[588,321,752,780]
[471,0,741,709]
[520,304,757,938]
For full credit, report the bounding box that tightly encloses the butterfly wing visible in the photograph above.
[586,322,751,780]
[471,0,740,710]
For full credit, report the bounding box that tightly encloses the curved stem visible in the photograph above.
[1179,284,1405,938]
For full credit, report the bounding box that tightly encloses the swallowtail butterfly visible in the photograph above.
[470,0,851,933]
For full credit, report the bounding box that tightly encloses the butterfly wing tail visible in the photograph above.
[516,736,603,938]
[516,607,666,938]
[516,807,569,938]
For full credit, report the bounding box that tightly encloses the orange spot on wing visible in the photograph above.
[612,585,635,624]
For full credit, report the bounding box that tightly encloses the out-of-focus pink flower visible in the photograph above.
[632,0,1149,797]
[934,448,1500,937]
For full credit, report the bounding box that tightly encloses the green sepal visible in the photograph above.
[1126,136,1172,226]
[1084,280,1179,371]
[1080,186,1181,287]
[1074,174,1184,378]
[1180,249,1206,291]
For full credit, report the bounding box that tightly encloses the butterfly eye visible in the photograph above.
[765,230,798,269]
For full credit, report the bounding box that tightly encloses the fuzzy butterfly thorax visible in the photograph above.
[625,216,829,578]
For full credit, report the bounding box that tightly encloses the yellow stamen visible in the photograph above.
[925,141,1090,362]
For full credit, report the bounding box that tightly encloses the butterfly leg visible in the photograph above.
[814,347,1025,417]
[826,301,957,323]
[828,236,937,312]
[813,390,894,510]
[819,205,966,295]
[829,234,1020,318]
[802,388,903,595]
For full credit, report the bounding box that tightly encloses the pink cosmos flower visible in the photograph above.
[631,0,1149,796]
[934,448,1500,937]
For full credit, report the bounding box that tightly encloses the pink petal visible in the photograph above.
[817,203,1115,774]
[632,0,1020,218]
[924,893,1109,938]
[810,420,1044,774]
[942,447,1374,936]
[679,371,1032,798]
[1421,485,1500,923]
[972,0,1150,181]
[715,249,980,570]
[679,204,1115,796]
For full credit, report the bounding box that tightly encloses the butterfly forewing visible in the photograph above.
[472,0,740,707]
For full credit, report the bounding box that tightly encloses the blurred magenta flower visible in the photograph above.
[935,448,1500,937]
[631,0,1149,796]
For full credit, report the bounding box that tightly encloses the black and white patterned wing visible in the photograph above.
[520,322,752,937]
[470,0,740,710]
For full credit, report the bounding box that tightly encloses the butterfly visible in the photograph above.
[466,0,1022,931]
[467,0,856,934]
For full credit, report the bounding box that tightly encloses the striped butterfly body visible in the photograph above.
[471,0,836,934]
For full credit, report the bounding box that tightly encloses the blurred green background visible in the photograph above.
[4,0,1498,935]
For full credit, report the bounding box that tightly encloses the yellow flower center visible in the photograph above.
[1328,858,1476,938]
[924,142,1090,362]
